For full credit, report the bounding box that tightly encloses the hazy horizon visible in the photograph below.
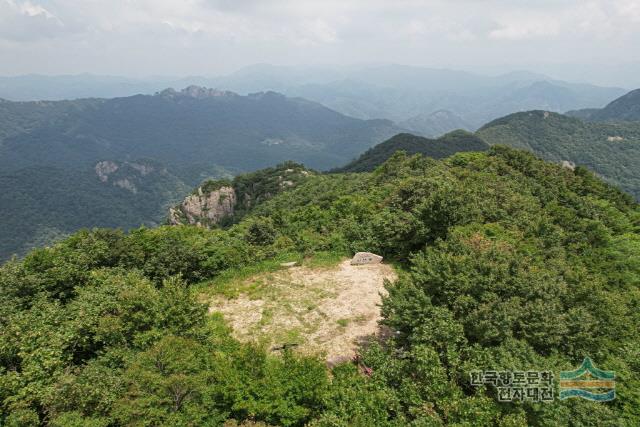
[1,1,640,87]
[1,61,639,90]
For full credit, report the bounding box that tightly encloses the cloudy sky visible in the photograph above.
[1,0,640,85]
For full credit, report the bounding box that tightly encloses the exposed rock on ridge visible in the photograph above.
[169,186,236,227]
[158,86,238,99]
[169,162,314,228]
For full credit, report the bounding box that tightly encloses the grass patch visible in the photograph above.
[194,250,347,299]
[193,251,301,298]
[282,328,304,345]
[303,251,347,269]
[336,318,350,327]
[258,307,275,326]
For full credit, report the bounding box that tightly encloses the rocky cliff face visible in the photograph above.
[169,162,314,228]
[169,186,237,227]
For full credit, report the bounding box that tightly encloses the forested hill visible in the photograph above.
[567,88,640,122]
[0,86,401,173]
[334,130,489,172]
[477,110,640,199]
[0,86,401,261]
[2,146,638,425]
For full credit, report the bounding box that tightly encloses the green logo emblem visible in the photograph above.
[559,357,615,401]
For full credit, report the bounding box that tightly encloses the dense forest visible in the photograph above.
[0,160,191,262]
[2,146,638,426]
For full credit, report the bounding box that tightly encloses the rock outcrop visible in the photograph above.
[351,252,383,265]
[94,160,172,194]
[169,162,314,228]
[114,178,137,193]
[95,161,119,182]
[169,186,237,227]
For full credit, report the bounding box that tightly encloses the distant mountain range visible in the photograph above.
[0,86,400,260]
[288,69,625,133]
[399,110,471,138]
[0,64,626,137]
[0,86,400,174]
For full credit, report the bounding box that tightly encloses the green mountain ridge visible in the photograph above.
[0,87,401,173]
[334,104,640,202]
[567,88,640,122]
[334,130,489,173]
[477,110,640,199]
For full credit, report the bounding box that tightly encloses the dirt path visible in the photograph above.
[208,259,397,361]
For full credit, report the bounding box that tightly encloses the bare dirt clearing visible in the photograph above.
[207,259,397,361]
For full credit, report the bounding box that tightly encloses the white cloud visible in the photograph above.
[20,1,53,18]
[615,0,640,22]
[299,19,339,44]
[0,0,66,41]
[0,0,638,77]
[489,20,560,41]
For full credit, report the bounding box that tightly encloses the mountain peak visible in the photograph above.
[607,87,640,106]
[334,131,489,172]
[247,91,288,100]
[158,85,239,99]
